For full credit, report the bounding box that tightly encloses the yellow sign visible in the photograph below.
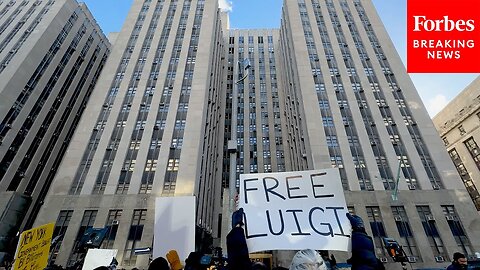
[14,223,54,270]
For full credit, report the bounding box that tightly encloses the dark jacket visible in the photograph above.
[347,229,385,270]
[226,227,252,270]
[447,263,467,270]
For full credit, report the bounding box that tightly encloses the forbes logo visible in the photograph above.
[413,15,475,31]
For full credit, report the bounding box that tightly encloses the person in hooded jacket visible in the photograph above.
[346,213,385,270]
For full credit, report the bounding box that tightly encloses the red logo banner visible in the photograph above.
[407,0,480,73]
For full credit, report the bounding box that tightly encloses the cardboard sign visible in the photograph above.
[14,223,54,270]
[153,196,196,262]
[239,169,351,253]
[82,249,118,270]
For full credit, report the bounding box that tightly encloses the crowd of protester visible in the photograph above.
[47,209,470,270]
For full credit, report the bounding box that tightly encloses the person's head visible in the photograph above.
[149,256,170,270]
[453,252,467,266]
[289,249,327,270]
[185,252,204,270]
[252,262,268,270]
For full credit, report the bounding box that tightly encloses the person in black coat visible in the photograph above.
[226,208,252,270]
[447,252,468,270]
[346,213,385,270]
[226,209,385,270]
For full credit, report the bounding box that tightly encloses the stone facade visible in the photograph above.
[33,0,480,269]
[0,0,110,262]
[433,76,480,211]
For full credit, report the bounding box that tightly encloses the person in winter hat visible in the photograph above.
[226,208,252,270]
[346,213,385,270]
[447,252,468,270]
[289,249,327,270]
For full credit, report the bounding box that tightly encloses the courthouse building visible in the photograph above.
[0,0,110,262]
[35,0,480,269]
[433,76,480,211]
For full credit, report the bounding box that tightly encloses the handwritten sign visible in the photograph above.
[153,196,195,262]
[14,223,54,270]
[239,169,351,253]
[82,249,118,270]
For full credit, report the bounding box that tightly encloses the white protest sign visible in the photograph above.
[153,196,195,262]
[82,249,118,270]
[239,169,351,253]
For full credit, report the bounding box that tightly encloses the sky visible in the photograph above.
[79,0,478,117]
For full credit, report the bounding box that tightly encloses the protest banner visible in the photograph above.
[82,249,118,270]
[14,223,54,270]
[239,169,351,253]
[153,196,195,262]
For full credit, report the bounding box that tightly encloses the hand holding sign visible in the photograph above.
[232,208,244,228]
[238,169,351,253]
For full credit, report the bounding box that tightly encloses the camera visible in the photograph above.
[382,238,407,263]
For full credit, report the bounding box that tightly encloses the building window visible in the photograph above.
[69,210,98,266]
[442,137,449,146]
[448,148,480,210]
[464,137,480,170]
[117,160,136,194]
[441,206,473,255]
[391,206,419,259]
[416,206,446,257]
[51,210,74,263]
[366,207,387,257]
[458,125,466,135]
[123,210,147,266]
[102,210,122,249]
[167,159,180,171]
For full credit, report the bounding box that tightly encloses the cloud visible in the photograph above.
[426,94,448,117]
[218,0,232,12]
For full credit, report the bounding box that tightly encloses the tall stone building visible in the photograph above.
[35,0,226,267]
[275,0,479,267]
[0,0,110,262]
[35,0,480,269]
[433,76,480,211]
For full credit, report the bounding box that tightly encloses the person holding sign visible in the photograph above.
[226,208,252,270]
[227,209,385,270]
[346,213,385,270]
[227,209,329,270]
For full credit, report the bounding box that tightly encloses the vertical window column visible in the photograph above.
[51,210,74,264]
[441,206,473,255]
[448,148,480,210]
[391,206,420,260]
[123,209,147,266]
[68,210,98,266]
[416,206,447,260]
[102,210,122,249]
[366,206,388,258]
